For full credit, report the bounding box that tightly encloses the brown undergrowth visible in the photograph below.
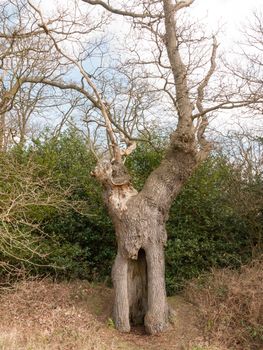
[185,258,263,350]
[0,279,113,350]
[4,262,261,350]
[0,278,208,350]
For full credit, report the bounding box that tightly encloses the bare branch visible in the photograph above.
[196,36,218,151]
[163,0,194,134]
[196,36,219,115]
[82,0,161,18]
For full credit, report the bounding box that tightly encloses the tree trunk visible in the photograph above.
[112,248,148,332]
[111,218,169,334]
[93,142,198,334]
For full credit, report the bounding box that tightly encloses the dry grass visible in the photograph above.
[0,279,116,350]
[0,262,263,350]
[5,267,259,350]
[0,278,208,350]
[185,258,263,350]
[2,262,261,350]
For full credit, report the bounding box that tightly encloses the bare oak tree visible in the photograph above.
[79,0,262,334]
[5,0,261,334]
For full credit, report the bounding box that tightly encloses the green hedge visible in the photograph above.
[1,131,262,294]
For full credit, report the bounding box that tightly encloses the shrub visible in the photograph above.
[165,156,262,294]
[185,258,263,350]
[27,129,116,281]
[1,131,262,292]
[0,149,71,282]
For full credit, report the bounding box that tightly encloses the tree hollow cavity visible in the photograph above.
[127,248,148,325]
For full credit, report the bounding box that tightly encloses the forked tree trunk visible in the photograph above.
[93,142,198,334]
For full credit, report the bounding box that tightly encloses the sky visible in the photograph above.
[196,0,261,28]
[40,0,262,37]
[30,0,263,134]
[36,0,263,49]
[193,0,262,131]
[195,0,261,44]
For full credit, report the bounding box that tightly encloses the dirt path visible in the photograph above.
[0,280,209,350]
[117,296,201,350]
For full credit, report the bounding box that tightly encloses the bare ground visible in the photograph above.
[0,280,220,350]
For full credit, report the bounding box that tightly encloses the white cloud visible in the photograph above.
[194,0,262,41]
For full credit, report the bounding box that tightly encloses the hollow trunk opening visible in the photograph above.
[112,241,170,334]
[128,248,148,326]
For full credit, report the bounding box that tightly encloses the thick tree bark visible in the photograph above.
[93,146,198,334]
[110,202,170,334]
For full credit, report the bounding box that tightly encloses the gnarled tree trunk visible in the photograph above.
[93,135,199,334]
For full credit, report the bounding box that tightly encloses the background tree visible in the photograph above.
[0,0,78,150]
[225,11,263,118]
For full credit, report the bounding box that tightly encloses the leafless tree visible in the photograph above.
[3,0,261,334]
[0,0,80,149]
[225,11,263,118]
[78,0,262,334]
